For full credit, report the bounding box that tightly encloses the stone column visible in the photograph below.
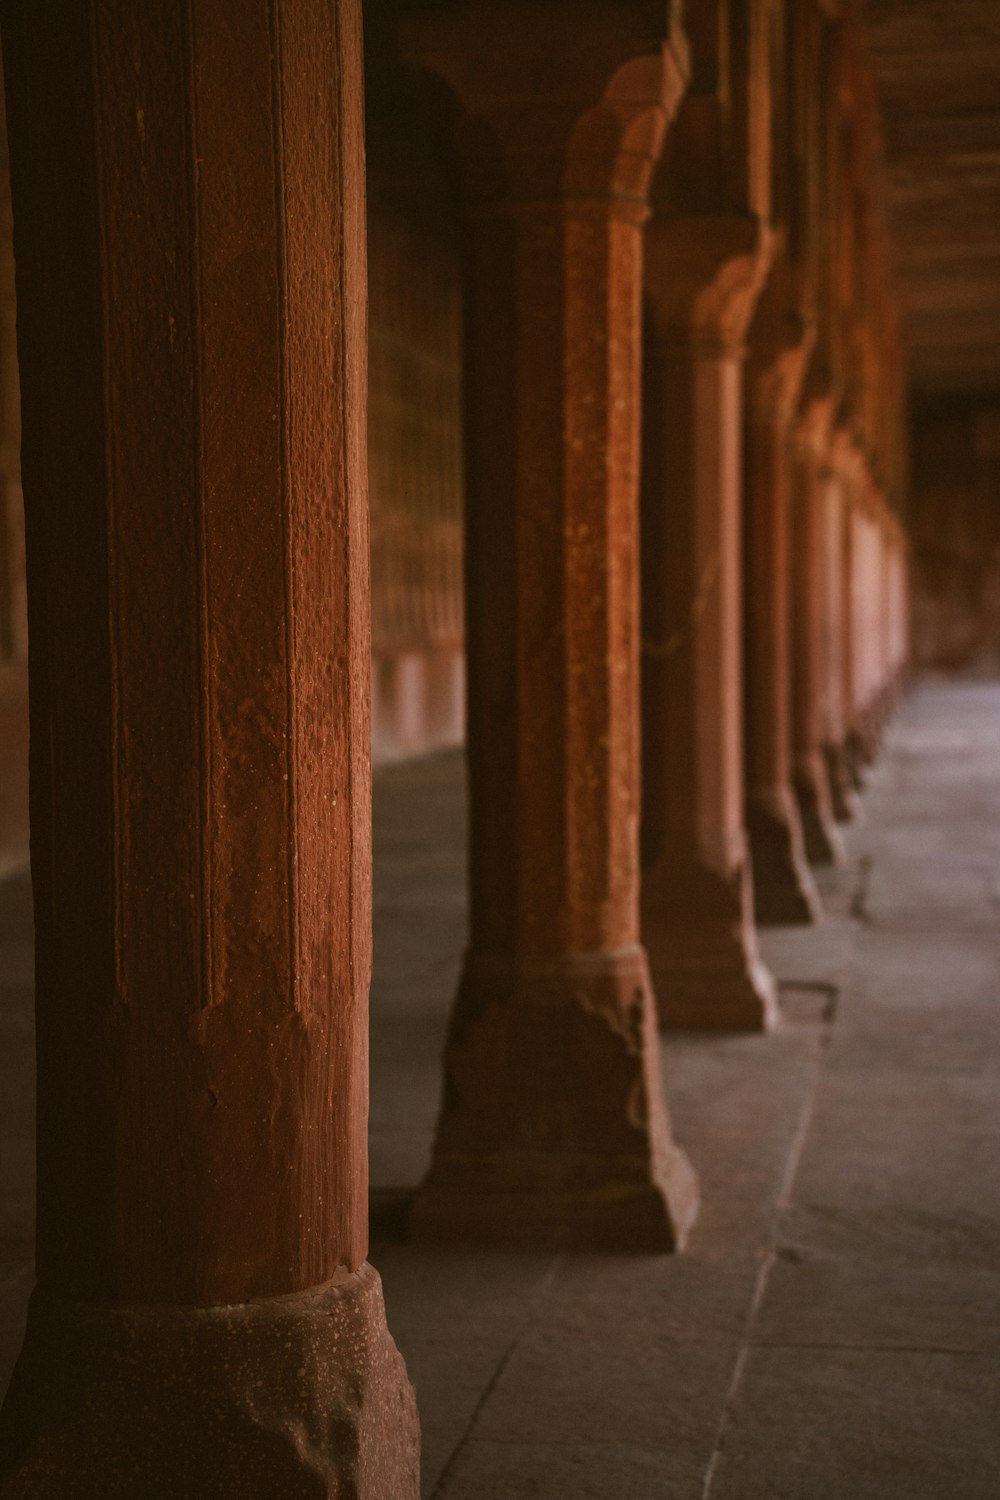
[844,463,872,782]
[824,428,864,808]
[790,401,846,864]
[888,524,910,698]
[819,461,861,822]
[411,39,699,1250]
[744,290,823,926]
[858,494,883,759]
[641,217,778,1031]
[0,5,419,1494]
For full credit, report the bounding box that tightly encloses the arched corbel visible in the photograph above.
[564,47,688,208]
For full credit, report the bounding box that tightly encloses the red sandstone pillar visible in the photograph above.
[0,5,419,1494]
[877,505,904,722]
[744,283,823,925]
[888,524,910,698]
[819,451,861,821]
[825,429,864,801]
[863,492,881,756]
[790,401,846,864]
[641,218,778,1030]
[410,35,699,1249]
[844,458,871,782]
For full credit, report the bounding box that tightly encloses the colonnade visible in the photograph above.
[0,1,910,1494]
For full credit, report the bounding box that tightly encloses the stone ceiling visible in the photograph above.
[862,0,1000,401]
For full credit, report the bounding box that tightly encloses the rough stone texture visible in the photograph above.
[0,1267,418,1500]
[412,947,699,1250]
[0,3,418,1491]
[399,11,697,1248]
[4,0,373,1308]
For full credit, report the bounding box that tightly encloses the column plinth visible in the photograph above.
[641,215,779,1029]
[413,947,698,1249]
[0,1269,416,1500]
[642,852,777,1032]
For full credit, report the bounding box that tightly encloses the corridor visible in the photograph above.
[363,678,1000,1497]
[370,678,1000,1496]
[5,679,993,1496]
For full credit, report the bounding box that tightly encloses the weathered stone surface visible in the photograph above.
[0,1267,419,1500]
[412,948,699,1250]
[643,858,779,1032]
[0,4,418,1491]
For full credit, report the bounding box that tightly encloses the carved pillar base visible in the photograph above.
[0,1267,419,1500]
[748,787,823,925]
[793,750,847,865]
[412,948,699,1251]
[644,860,779,1032]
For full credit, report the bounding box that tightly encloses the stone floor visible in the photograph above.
[2,677,1000,1496]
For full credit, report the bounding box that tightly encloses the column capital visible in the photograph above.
[395,5,689,210]
[794,392,838,464]
[746,256,817,428]
[645,212,776,354]
[830,425,866,494]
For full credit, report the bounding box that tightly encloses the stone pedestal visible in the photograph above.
[0,1269,416,1500]
[416,948,697,1249]
[0,5,418,1493]
[408,27,698,1250]
[641,216,778,1031]
[745,288,823,925]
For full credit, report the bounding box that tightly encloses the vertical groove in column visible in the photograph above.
[267,0,299,1016]
[182,0,214,1015]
